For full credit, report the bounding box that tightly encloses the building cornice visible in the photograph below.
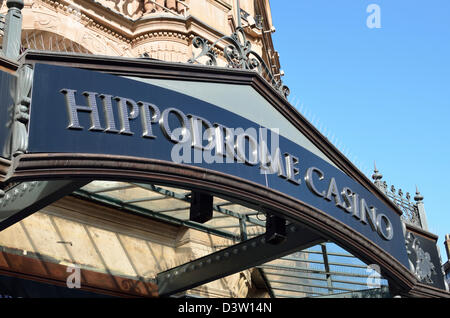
[0,56,19,73]
[211,0,233,11]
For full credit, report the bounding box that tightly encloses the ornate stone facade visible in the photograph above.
[0,0,279,72]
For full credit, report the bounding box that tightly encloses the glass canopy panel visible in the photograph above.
[76,181,390,298]
[258,244,389,298]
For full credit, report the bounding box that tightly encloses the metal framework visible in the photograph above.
[74,180,390,298]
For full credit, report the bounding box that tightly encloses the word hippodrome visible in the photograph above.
[60,89,394,241]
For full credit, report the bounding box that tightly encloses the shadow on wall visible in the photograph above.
[0,195,249,297]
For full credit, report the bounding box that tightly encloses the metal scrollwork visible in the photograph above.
[188,27,290,99]
[188,36,218,66]
[224,28,252,70]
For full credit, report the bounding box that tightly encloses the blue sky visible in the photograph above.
[270,0,450,258]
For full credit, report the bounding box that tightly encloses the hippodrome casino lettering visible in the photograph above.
[60,88,394,241]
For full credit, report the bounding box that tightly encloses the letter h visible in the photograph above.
[60,89,103,131]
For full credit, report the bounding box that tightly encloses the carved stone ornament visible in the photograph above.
[405,232,436,284]
[2,71,16,158]
[11,64,33,156]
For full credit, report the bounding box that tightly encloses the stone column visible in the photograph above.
[2,0,24,60]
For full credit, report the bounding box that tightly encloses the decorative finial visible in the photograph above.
[372,161,383,181]
[414,185,424,202]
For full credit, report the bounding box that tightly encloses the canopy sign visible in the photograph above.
[26,63,410,267]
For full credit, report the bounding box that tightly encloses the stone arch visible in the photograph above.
[21,29,93,55]
[21,6,131,56]
[133,38,190,62]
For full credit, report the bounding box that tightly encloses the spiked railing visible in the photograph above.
[372,163,427,230]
